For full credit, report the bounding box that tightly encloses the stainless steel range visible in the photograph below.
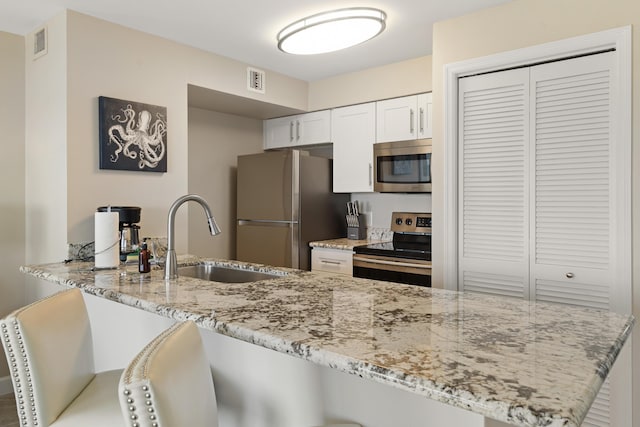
[353,212,431,287]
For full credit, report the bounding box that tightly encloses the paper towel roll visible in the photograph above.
[94,211,120,268]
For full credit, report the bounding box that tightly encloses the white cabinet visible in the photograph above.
[331,102,376,193]
[311,247,353,276]
[376,93,432,142]
[263,110,331,150]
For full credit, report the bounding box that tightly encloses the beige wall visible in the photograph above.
[59,10,307,256]
[0,31,25,384]
[308,55,432,111]
[431,0,639,425]
[187,107,263,258]
[25,13,68,266]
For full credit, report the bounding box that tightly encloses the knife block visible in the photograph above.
[347,222,367,240]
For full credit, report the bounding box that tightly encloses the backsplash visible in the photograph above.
[67,237,168,262]
[367,227,394,241]
[68,242,95,261]
[351,192,431,229]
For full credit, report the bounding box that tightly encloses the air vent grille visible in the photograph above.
[33,27,47,59]
[247,67,265,93]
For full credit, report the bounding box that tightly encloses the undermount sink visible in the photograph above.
[177,264,283,283]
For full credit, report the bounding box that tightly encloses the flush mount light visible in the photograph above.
[277,7,386,55]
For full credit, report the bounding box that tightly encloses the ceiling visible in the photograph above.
[1,0,513,82]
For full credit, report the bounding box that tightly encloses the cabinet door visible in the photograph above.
[264,116,294,149]
[297,110,331,146]
[332,103,376,193]
[417,93,433,139]
[311,247,353,276]
[376,95,418,142]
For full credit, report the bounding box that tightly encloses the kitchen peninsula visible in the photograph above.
[21,257,634,427]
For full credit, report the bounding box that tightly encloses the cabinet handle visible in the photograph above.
[296,120,301,141]
[289,121,294,142]
[419,107,424,133]
[369,163,373,187]
[566,272,574,279]
[320,259,342,265]
[410,109,415,134]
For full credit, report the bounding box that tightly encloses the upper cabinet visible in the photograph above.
[376,93,432,143]
[331,102,376,193]
[263,110,331,150]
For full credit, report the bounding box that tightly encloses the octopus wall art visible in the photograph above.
[98,96,167,172]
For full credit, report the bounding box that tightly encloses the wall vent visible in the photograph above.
[247,67,265,93]
[33,27,47,59]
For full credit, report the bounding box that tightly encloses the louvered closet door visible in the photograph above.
[530,52,616,427]
[529,52,614,307]
[458,69,530,298]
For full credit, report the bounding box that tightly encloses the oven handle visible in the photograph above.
[353,256,431,269]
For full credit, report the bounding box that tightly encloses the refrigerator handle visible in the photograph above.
[237,220,296,226]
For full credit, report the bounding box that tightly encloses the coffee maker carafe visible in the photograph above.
[97,206,141,261]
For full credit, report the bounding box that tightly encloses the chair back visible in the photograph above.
[119,321,218,427]
[0,288,96,427]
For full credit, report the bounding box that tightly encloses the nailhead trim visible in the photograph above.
[124,385,160,427]
[1,319,39,427]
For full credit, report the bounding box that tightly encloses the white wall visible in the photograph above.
[187,107,263,259]
[430,0,640,425]
[0,31,25,385]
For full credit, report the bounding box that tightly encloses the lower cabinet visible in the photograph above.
[311,247,353,276]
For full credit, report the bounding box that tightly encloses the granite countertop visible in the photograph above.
[309,238,389,250]
[21,257,634,427]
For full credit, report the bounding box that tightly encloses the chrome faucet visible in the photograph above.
[164,194,221,280]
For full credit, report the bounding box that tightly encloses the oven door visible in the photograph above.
[353,254,431,287]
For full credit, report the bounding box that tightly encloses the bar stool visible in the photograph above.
[0,288,124,427]
[118,320,218,427]
[119,320,362,427]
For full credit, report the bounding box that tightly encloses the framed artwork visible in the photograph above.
[98,96,167,172]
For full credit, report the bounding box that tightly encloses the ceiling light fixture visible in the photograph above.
[277,7,387,55]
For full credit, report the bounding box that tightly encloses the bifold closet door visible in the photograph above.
[529,52,614,310]
[458,68,530,298]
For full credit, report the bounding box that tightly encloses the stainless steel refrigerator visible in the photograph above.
[236,150,349,270]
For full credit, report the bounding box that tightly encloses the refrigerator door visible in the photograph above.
[237,150,298,222]
[237,220,299,269]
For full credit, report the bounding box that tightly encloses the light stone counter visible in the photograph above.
[309,238,389,251]
[20,257,634,427]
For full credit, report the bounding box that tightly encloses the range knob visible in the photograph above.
[405,218,413,226]
[395,217,404,225]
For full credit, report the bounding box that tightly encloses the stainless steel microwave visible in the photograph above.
[373,139,432,193]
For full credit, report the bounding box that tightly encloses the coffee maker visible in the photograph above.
[97,206,141,261]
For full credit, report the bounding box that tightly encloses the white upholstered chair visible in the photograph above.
[118,320,218,427]
[118,321,365,427]
[0,288,124,427]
